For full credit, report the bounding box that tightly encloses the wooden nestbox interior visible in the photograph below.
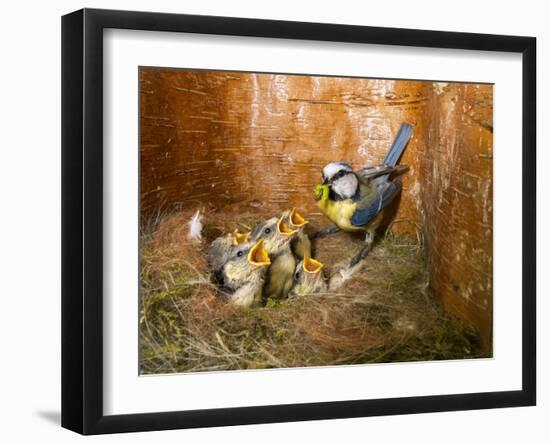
[140,68,493,352]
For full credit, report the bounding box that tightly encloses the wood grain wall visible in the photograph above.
[421,83,493,351]
[140,67,493,352]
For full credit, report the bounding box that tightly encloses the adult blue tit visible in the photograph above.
[314,123,413,262]
[217,239,271,308]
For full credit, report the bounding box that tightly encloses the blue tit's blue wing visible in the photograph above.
[350,178,402,227]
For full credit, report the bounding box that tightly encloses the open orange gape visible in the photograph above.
[303,257,324,274]
[140,67,493,354]
[276,216,298,236]
[247,240,271,267]
[288,207,308,228]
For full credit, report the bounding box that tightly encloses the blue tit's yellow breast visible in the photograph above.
[316,199,365,232]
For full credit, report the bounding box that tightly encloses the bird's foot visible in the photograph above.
[328,258,367,291]
[328,268,347,291]
[349,240,373,268]
[312,225,341,240]
[364,230,374,245]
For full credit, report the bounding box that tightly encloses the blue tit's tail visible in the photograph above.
[383,123,413,167]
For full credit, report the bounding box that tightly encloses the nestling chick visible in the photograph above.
[207,229,251,286]
[290,256,327,297]
[251,215,298,300]
[232,229,251,245]
[284,207,312,260]
[251,215,297,254]
[218,239,271,308]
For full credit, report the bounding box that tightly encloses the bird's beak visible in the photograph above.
[314,184,329,201]
[314,184,323,201]
[233,230,251,245]
[288,208,308,228]
[303,256,324,274]
[247,240,271,267]
[277,216,298,236]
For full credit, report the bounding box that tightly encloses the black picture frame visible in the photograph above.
[61,8,536,435]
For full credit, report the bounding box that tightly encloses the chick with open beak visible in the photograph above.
[207,229,252,287]
[283,207,311,260]
[218,239,271,308]
[251,215,297,253]
[251,214,298,301]
[232,229,251,245]
[290,256,328,297]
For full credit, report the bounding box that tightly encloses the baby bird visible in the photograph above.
[218,239,271,307]
[251,214,298,300]
[207,229,251,286]
[290,256,327,297]
[232,229,251,245]
[284,207,312,260]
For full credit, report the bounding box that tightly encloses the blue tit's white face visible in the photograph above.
[322,162,359,200]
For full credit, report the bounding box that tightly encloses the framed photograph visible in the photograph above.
[61,8,536,435]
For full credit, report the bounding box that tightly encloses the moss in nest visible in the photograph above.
[139,209,486,375]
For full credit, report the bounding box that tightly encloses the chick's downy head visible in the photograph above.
[251,215,297,255]
[291,256,327,297]
[208,229,252,279]
[221,239,271,291]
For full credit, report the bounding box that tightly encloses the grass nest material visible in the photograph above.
[139,208,483,374]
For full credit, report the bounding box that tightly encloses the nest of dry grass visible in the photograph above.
[140,208,482,374]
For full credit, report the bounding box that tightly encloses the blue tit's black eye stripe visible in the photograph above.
[327,169,351,184]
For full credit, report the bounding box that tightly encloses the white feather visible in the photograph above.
[332,173,359,199]
[187,210,203,241]
[322,162,352,180]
